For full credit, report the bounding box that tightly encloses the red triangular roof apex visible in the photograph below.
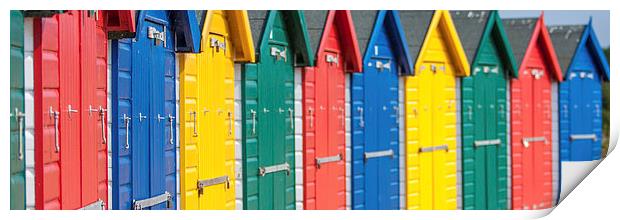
[317,10,363,72]
[103,10,136,34]
[524,13,563,82]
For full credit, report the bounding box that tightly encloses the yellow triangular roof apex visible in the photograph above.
[202,10,256,62]
[415,10,470,76]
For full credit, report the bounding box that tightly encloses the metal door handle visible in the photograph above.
[227,111,233,136]
[288,108,294,130]
[419,145,449,153]
[123,114,131,149]
[138,112,147,122]
[50,107,60,152]
[157,114,166,122]
[67,105,78,118]
[190,111,198,137]
[570,134,597,141]
[308,107,314,129]
[15,108,25,160]
[168,114,175,144]
[357,107,364,127]
[99,106,107,144]
[250,109,257,135]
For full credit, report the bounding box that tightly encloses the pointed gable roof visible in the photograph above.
[136,10,201,53]
[351,10,414,74]
[198,10,255,62]
[304,10,362,72]
[452,10,518,77]
[398,10,469,76]
[503,14,563,81]
[247,10,313,66]
[548,21,609,81]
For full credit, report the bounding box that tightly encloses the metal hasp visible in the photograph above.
[132,192,173,210]
[258,162,290,177]
[197,176,231,196]
[79,200,106,210]
[315,154,343,168]
[570,134,597,141]
[147,26,166,47]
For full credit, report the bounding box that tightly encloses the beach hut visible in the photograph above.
[400,10,470,210]
[178,10,254,210]
[302,10,362,210]
[34,10,135,210]
[452,10,518,210]
[110,10,200,210]
[503,14,563,210]
[241,10,312,210]
[550,21,609,162]
[349,10,413,210]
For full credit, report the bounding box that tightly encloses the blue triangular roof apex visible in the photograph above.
[136,10,201,53]
[577,18,610,80]
[355,10,414,74]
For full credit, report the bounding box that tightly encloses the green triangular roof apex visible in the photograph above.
[453,10,518,78]
[249,10,314,66]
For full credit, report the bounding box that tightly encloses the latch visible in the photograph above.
[419,145,449,153]
[210,37,226,53]
[326,54,339,65]
[67,105,78,118]
[132,191,172,210]
[356,107,364,128]
[531,69,544,79]
[270,47,287,62]
[147,26,167,47]
[474,139,501,148]
[376,60,391,71]
[258,162,290,176]
[14,108,25,160]
[79,199,105,210]
[197,176,230,196]
[316,154,342,168]
[570,134,597,141]
[364,149,394,162]
[522,136,547,148]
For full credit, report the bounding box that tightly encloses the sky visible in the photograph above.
[500,10,610,47]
